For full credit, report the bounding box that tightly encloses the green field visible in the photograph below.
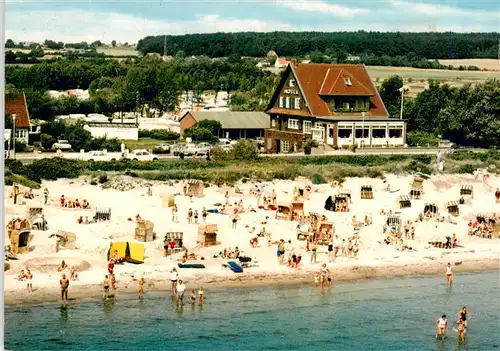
[96,47,139,57]
[366,66,500,81]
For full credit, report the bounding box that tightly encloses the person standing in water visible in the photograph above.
[198,287,204,304]
[138,276,145,299]
[171,268,179,295]
[26,269,33,293]
[320,264,328,290]
[446,263,453,287]
[60,274,69,304]
[457,306,468,329]
[457,319,466,343]
[103,275,110,300]
[176,279,187,305]
[436,314,448,341]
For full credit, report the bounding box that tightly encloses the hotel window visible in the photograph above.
[290,98,295,109]
[303,121,312,134]
[279,96,284,108]
[289,79,296,87]
[281,140,290,153]
[294,98,301,109]
[338,128,352,138]
[372,126,386,138]
[342,102,350,110]
[315,122,323,129]
[285,97,290,109]
[389,127,403,138]
[288,119,299,130]
[271,119,276,127]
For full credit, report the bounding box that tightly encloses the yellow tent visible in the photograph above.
[108,241,144,264]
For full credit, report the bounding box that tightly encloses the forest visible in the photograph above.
[5,56,500,148]
[137,32,499,59]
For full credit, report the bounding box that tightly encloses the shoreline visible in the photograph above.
[6,257,499,307]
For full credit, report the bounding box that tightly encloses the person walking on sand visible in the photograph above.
[194,210,199,224]
[231,210,239,230]
[327,238,334,262]
[187,208,193,224]
[26,269,33,293]
[333,235,340,260]
[446,263,453,287]
[60,274,69,304]
[176,279,187,305]
[138,276,145,299]
[436,314,448,341]
[172,204,178,223]
[202,207,207,223]
[103,275,110,300]
[43,188,49,205]
[171,268,179,295]
[310,241,318,264]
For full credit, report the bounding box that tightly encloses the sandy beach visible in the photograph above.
[5,173,500,306]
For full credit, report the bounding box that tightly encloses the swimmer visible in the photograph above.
[436,314,448,341]
[445,263,453,287]
[189,290,196,304]
[457,306,468,329]
[103,275,110,300]
[320,263,328,290]
[198,287,204,304]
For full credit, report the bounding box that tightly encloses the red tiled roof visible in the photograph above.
[5,92,30,128]
[291,63,388,118]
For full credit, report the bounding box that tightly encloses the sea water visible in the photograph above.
[5,271,500,351]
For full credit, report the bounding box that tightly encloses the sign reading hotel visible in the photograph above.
[283,89,299,95]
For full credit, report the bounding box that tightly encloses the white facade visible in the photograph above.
[84,125,139,140]
[336,121,406,148]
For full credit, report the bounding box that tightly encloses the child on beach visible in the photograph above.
[313,274,320,288]
[138,276,145,298]
[70,266,78,280]
[189,290,196,304]
[103,275,110,300]
[457,319,466,343]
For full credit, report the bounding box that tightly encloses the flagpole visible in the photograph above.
[399,79,404,120]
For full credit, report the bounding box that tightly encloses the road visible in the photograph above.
[9,147,451,164]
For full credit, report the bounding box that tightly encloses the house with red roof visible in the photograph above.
[5,92,34,145]
[264,63,406,153]
[274,57,290,69]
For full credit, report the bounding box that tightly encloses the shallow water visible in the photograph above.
[5,271,500,351]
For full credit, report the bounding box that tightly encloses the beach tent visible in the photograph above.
[338,189,352,202]
[197,224,218,246]
[447,201,459,217]
[134,219,155,242]
[360,185,373,199]
[161,192,175,208]
[95,207,111,221]
[185,179,204,197]
[315,222,334,245]
[276,202,294,220]
[386,214,402,235]
[409,186,423,199]
[460,185,473,198]
[10,229,31,254]
[164,232,184,251]
[108,242,144,264]
[424,203,438,214]
[397,195,411,209]
[293,186,310,201]
[333,194,350,212]
[324,196,335,212]
[410,177,424,192]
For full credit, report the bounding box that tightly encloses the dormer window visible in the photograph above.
[343,102,350,110]
[344,77,352,86]
[289,79,296,87]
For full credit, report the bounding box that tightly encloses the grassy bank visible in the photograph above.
[5,150,499,187]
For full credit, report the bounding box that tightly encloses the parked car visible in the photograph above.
[126,149,158,161]
[172,144,187,156]
[156,144,171,151]
[82,150,118,162]
[52,140,72,150]
[218,138,231,145]
[195,142,212,156]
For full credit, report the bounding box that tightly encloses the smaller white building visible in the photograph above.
[84,122,139,140]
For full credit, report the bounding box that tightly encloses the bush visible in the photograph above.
[303,138,318,155]
[183,127,217,143]
[98,174,108,184]
[406,131,440,147]
[25,158,85,182]
[14,141,28,152]
[138,129,180,141]
[412,154,432,164]
[457,164,475,174]
[311,172,326,184]
[211,147,230,161]
[231,140,259,161]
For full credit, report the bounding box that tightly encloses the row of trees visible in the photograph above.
[5,39,132,50]
[137,32,499,59]
[379,77,500,148]
[5,57,280,119]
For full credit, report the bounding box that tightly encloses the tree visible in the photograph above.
[111,40,117,47]
[5,39,16,48]
[197,119,222,136]
[336,50,348,63]
[30,46,44,58]
[5,114,13,130]
[183,127,218,143]
[379,76,403,119]
[5,50,17,64]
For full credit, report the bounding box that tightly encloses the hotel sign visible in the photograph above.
[283,89,299,95]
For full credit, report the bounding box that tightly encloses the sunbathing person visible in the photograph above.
[82,200,90,209]
[58,260,68,272]
[77,216,84,224]
[17,269,26,281]
[74,199,81,208]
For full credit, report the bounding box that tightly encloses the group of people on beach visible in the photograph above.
[59,195,90,209]
[170,268,204,306]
